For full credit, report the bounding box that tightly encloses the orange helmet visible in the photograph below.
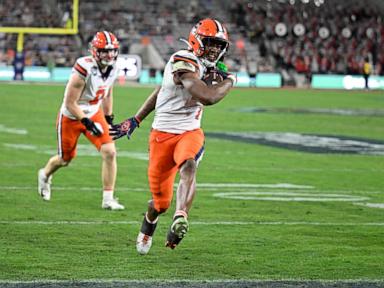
[90,31,120,66]
[188,18,229,67]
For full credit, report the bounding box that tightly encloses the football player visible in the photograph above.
[110,19,236,253]
[38,31,124,210]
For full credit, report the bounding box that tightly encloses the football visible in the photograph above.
[203,69,224,85]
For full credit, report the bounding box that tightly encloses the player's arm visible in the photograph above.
[102,87,114,125]
[64,72,102,136]
[178,71,233,106]
[63,73,86,120]
[135,86,160,122]
[109,86,160,140]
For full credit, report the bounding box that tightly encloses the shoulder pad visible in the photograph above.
[171,51,199,73]
[73,57,90,78]
[172,61,196,73]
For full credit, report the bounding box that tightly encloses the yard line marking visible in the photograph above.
[213,191,370,202]
[354,202,384,209]
[0,186,147,192]
[2,160,384,172]
[195,183,314,189]
[0,183,312,191]
[0,124,27,135]
[1,220,384,226]
[3,143,149,160]
[1,185,382,195]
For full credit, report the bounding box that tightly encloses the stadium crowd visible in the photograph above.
[228,0,384,85]
[1,0,383,85]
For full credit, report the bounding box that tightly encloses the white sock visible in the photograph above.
[103,190,114,202]
[145,212,159,224]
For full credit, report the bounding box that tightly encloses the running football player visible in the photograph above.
[111,19,236,253]
[38,31,124,210]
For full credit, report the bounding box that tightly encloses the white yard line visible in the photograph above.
[354,202,384,209]
[195,183,314,189]
[0,125,28,135]
[0,186,147,192]
[1,220,383,226]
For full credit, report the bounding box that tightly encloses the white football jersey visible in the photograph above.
[152,50,207,134]
[61,56,119,119]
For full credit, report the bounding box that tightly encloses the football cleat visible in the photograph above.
[101,198,125,210]
[136,232,153,255]
[165,216,189,249]
[136,213,158,255]
[38,168,52,201]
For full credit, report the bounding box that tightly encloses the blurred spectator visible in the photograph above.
[362,56,372,89]
[247,57,257,87]
[0,0,383,88]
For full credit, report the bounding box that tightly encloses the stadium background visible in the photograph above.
[1,1,384,288]
[1,0,384,88]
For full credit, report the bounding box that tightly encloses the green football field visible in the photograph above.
[0,83,383,286]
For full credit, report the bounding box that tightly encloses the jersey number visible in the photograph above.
[89,88,106,105]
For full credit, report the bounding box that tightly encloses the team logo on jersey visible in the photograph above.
[91,66,98,76]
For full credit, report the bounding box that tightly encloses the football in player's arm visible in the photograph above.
[110,18,236,254]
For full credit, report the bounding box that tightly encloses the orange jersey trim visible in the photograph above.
[74,63,87,77]
[173,56,199,68]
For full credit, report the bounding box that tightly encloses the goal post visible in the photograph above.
[0,0,79,36]
[0,0,79,79]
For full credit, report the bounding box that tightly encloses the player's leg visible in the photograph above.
[136,200,159,255]
[100,142,124,210]
[38,113,78,201]
[175,159,197,213]
[166,128,205,249]
[87,110,123,210]
[38,155,70,201]
[137,168,177,254]
[137,130,178,254]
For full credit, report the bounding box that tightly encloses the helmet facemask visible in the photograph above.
[200,37,229,68]
[94,47,119,66]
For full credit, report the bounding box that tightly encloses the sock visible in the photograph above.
[103,189,113,202]
[145,212,159,224]
[141,212,158,236]
[173,210,188,220]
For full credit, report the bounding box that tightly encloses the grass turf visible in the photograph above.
[0,83,383,281]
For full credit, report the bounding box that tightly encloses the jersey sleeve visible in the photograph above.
[171,53,199,74]
[72,58,89,79]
